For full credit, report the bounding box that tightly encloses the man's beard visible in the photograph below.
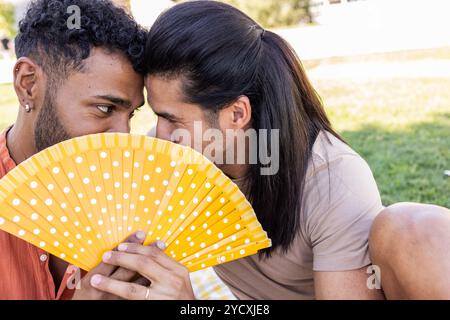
[34,90,71,152]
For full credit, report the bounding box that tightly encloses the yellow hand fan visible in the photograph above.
[0,133,271,272]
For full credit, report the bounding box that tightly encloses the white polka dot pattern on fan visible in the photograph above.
[0,133,270,272]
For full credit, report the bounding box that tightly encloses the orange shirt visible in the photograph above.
[0,127,77,300]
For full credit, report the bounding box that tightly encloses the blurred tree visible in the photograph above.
[0,0,15,37]
[175,0,312,28]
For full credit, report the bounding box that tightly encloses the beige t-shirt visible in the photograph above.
[214,131,384,300]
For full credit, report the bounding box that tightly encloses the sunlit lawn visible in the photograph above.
[316,78,449,207]
[0,48,448,207]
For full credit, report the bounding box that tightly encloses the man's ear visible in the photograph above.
[13,57,44,112]
[219,95,252,130]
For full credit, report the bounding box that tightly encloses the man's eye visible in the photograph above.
[97,105,113,114]
[159,116,175,124]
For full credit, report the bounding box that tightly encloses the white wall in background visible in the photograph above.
[310,0,450,28]
[280,0,450,59]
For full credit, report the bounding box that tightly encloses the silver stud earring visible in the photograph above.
[25,104,31,113]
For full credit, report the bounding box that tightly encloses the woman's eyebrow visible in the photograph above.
[94,95,132,109]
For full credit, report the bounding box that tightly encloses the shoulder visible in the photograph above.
[305,131,381,203]
[297,132,384,270]
[301,131,383,236]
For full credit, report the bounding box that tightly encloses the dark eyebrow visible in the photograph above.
[94,95,133,109]
[154,111,181,122]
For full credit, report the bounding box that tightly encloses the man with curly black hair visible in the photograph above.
[0,0,149,299]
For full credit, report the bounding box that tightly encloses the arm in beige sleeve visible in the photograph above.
[306,155,385,299]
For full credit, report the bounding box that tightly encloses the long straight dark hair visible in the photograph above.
[145,1,343,256]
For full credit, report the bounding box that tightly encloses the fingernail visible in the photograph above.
[102,251,112,261]
[91,275,102,286]
[136,231,146,240]
[156,240,166,250]
[118,243,128,251]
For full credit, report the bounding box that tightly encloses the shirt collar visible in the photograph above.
[0,126,17,171]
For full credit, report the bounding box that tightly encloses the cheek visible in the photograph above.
[57,108,110,137]
[66,120,110,137]
[106,113,132,134]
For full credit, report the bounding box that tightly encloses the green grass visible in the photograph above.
[317,78,449,207]
[0,48,449,208]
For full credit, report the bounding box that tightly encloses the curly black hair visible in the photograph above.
[15,0,146,81]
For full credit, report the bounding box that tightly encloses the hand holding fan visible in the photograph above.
[0,133,271,272]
